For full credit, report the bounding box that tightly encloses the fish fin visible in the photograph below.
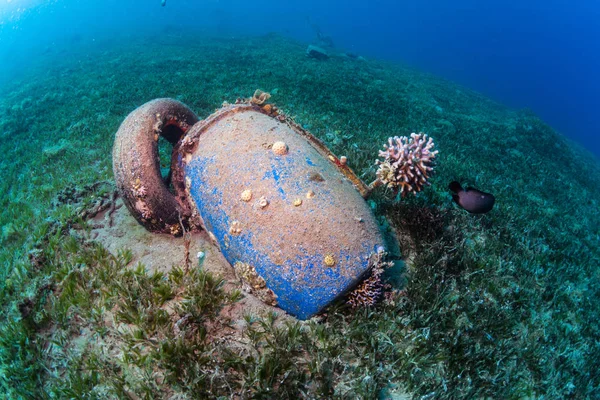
[448,181,463,193]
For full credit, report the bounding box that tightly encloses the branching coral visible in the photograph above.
[346,249,394,308]
[370,132,438,197]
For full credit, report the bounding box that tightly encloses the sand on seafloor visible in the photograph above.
[89,198,297,330]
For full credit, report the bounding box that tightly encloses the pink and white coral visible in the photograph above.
[373,132,438,197]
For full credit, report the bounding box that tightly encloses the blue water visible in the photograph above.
[1,0,599,158]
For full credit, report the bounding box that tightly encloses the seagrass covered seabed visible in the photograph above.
[0,33,599,399]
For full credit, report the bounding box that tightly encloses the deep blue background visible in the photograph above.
[1,0,598,158]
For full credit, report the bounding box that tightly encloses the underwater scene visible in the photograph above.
[1,1,599,399]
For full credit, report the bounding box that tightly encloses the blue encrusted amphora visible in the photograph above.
[114,98,385,320]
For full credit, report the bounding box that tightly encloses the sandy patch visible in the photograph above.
[88,198,298,328]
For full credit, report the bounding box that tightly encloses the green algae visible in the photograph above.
[0,33,599,398]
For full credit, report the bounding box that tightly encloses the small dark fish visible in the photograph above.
[161,0,166,6]
[449,181,495,214]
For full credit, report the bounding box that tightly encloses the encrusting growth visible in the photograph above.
[370,132,438,197]
[250,89,271,105]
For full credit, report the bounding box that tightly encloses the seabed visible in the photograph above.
[0,34,599,398]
